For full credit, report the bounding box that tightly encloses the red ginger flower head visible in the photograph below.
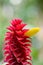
[4,19,32,65]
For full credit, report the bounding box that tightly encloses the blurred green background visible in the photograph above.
[0,0,43,65]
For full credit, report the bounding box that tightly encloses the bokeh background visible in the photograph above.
[0,0,43,65]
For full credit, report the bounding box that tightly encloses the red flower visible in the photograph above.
[4,19,32,65]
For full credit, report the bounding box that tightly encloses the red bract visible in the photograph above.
[4,19,32,65]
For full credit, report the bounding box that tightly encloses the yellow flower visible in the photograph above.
[25,27,40,37]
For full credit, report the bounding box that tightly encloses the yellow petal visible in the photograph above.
[24,27,40,37]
